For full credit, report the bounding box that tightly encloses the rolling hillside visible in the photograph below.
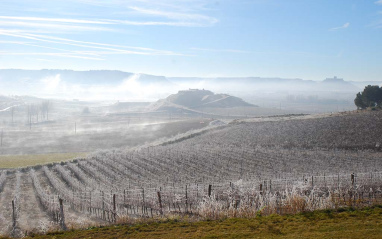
[0,111,381,236]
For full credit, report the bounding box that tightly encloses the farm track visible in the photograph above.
[0,174,15,235]
[17,173,50,234]
[36,169,103,227]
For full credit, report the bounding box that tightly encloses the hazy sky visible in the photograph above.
[0,0,381,81]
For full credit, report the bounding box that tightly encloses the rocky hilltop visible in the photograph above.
[147,89,256,113]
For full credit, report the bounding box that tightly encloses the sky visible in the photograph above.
[0,0,381,81]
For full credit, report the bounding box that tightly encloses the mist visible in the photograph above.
[0,68,379,158]
[0,69,375,113]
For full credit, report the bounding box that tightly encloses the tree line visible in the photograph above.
[354,85,382,109]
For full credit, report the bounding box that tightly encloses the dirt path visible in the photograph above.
[234,110,359,124]
[36,169,105,229]
[17,172,51,235]
[0,173,15,236]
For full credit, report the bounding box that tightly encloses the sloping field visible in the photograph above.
[233,111,382,150]
[0,111,381,236]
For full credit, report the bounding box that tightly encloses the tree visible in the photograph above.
[27,104,33,129]
[354,92,367,109]
[10,106,14,124]
[41,100,51,121]
[354,85,382,109]
[362,85,382,106]
[82,107,90,114]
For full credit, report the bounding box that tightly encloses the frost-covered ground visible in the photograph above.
[0,110,381,236]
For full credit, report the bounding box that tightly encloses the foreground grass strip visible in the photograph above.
[0,152,87,168]
[19,206,382,239]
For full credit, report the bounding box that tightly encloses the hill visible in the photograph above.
[147,89,256,113]
[319,76,360,92]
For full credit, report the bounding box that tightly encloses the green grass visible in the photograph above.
[16,206,382,239]
[0,152,87,168]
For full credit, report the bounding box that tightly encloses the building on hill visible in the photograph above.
[178,89,211,94]
[187,88,206,91]
[324,76,344,82]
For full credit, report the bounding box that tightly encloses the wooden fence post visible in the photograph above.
[185,185,188,213]
[142,188,145,216]
[311,176,314,188]
[12,200,16,229]
[157,191,163,215]
[89,191,92,212]
[102,191,105,220]
[351,173,355,206]
[113,194,116,223]
[276,195,280,214]
[351,173,355,186]
[269,180,272,192]
[59,198,67,231]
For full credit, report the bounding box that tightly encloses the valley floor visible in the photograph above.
[11,206,382,239]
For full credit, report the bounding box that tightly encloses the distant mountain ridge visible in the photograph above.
[1,69,376,87]
[1,69,380,102]
[0,69,175,100]
[0,69,172,85]
[169,76,362,92]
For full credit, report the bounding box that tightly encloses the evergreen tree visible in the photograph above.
[354,85,382,109]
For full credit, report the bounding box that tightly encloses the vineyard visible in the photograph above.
[0,111,381,237]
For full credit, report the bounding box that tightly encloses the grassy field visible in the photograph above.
[0,152,87,168]
[15,206,382,239]
[0,117,211,156]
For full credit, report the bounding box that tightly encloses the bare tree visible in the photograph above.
[10,106,14,124]
[41,100,51,121]
[27,104,32,129]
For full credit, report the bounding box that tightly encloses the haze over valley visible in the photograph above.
[0,69,373,114]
